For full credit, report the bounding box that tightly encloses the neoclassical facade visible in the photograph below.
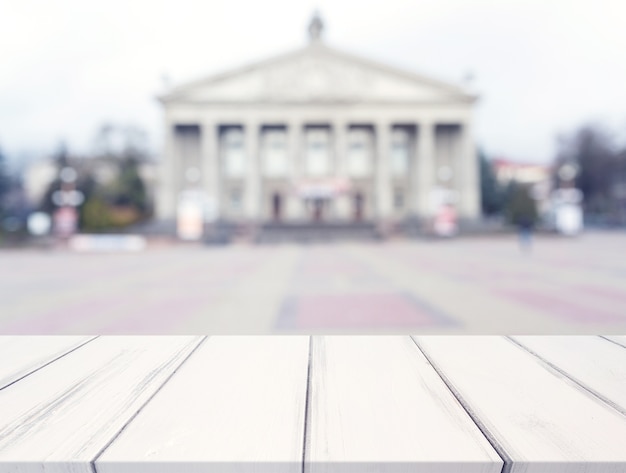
[157,17,479,227]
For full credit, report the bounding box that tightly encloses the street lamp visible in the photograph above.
[552,163,583,236]
[558,163,579,185]
[52,167,84,238]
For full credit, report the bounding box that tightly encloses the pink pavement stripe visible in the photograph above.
[494,288,626,324]
[291,257,392,289]
[101,294,216,333]
[97,259,270,333]
[540,258,619,275]
[2,297,131,334]
[453,267,538,284]
[288,293,439,329]
[1,265,197,333]
[0,259,252,334]
[568,284,626,305]
[298,261,364,275]
[384,249,456,272]
[0,263,140,306]
[386,247,555,285]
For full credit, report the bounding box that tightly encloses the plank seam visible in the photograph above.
[301,336,313,473]
[0,336,99,392]
[89,336,209,473]
[410,336,512,473]
[599,335,626,350]
[506,336,626,417]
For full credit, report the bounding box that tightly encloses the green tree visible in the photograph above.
[91,124,152,225]
[479,149,503,216]
[505,181,538,226]
[38,141,71,214]
[39,125,153,232]
[111,156,149,216]
[81,194,113,232]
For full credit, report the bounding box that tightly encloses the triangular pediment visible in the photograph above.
[161,43,474,105]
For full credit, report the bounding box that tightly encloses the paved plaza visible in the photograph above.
[1,232,626,334]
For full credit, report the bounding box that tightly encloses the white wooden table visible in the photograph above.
[1,336,625,473]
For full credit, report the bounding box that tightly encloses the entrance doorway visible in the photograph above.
[272,193,282,221]
[313,198,324,222]
[354,193,364,221]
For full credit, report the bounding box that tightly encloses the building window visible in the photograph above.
[305,128,330,176]
[391,128,410,177]
[347,128,372,177]
[221,128,245,177]
[176,125,201,175]
[263,129,288,177]
[435,125,459,180]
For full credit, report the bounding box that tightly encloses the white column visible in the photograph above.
[375,121,393,219]
[288,120,302,181]
[333,120,350,220]
[415,120,435,217]
[244,121,260,221]
[333,121,347,177]
[201,120,220,220]
[458,121,480,219]
[287,120,303,220]
[157,119,177,220]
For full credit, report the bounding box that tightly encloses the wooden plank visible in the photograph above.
[511,336,626,414]
[603,335,626,349]
[96,336,310,473]
[0,336,95,389]
[415,336,626,473]
[306,336,503,473]
[0,336,203,473]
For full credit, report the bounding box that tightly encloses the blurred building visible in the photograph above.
[492,158,552,186]
[22,156,158,208]
[23,159,57,206]
[157,14,480,228]
[492,157,553,218]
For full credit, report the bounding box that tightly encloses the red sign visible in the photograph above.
[54,207,78,238]
[294,178,352,198]
[177,199,203,240]
[433,205,458,237]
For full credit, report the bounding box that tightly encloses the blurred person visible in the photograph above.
[506,183,538,253]
[517,214,534,252]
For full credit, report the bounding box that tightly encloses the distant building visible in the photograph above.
[22,156,158,208]
[23,159,57,206]
[157,14,480,228]
[492,158,552,186]
[492,158,553,217]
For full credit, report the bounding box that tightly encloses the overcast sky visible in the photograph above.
[1,0,626,167]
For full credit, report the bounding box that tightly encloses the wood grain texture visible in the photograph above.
[511,336,626,413]
[603,336,626,349]
[414,336,626,473]
[0,336,203,473]
[305,336,503,473]
[96,336,310,473]
[0,336,95,389]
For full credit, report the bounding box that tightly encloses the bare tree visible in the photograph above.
[553,123,621,220]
